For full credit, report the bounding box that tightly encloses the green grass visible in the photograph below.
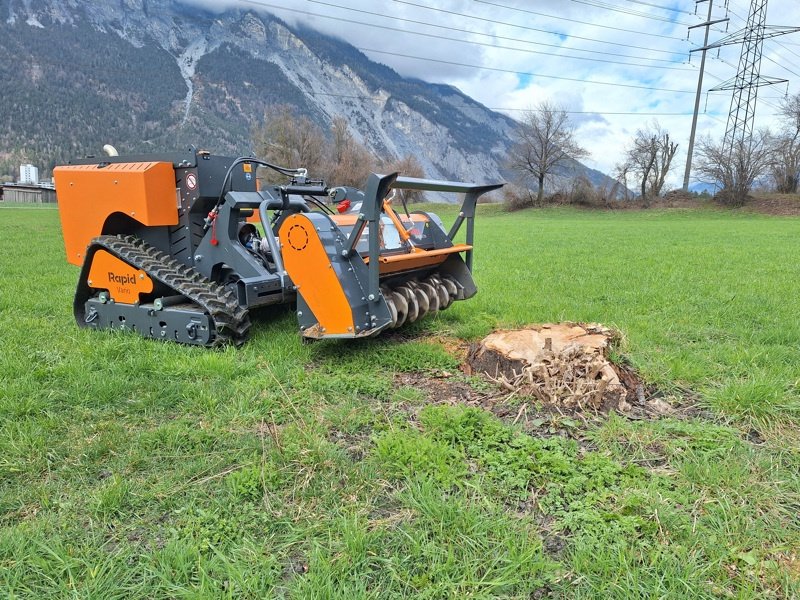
[1,204,799,598]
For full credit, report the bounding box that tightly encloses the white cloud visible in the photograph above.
[193,0,800,184]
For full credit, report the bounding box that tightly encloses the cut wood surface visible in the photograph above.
[467,323,632,412]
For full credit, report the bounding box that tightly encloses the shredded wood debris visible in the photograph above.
[467,323,632,413]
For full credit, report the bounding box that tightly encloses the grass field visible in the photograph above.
[1,203,799,598]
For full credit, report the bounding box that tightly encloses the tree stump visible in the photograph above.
[467,323,632,412]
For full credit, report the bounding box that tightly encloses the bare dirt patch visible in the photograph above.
[466,323,680,420]
[393,324,701,439]
[744,193,800,216]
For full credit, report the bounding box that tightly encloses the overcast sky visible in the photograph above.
[193,0,800,185]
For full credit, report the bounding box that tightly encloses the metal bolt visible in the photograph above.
[297,311,303,317]
[194,255,202,262]
[367,294,375,301]
[139,274,145,279]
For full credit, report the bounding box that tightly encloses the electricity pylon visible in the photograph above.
[696,0,798,155]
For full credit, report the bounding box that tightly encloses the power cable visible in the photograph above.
[469,0,686,41]
[567,0,694,25]
[385,0,689,55]
[725,3,800,68]
[356,47,696,93]
[238,0,690,63]
[305,91,747,115]
[622,0,694,14]
[289,1,696,70]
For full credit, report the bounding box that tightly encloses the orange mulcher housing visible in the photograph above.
[54,149,501,346]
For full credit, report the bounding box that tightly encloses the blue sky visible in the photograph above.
[197,0,800,185]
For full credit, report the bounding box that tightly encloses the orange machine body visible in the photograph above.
[54,162,179,266]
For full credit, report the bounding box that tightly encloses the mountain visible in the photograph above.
[688,181,717,194]
[0,0,613,193]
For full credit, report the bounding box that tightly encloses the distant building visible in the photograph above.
[0,182,56,203]
[19,164,39,185]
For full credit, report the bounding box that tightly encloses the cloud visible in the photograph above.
[183,0,800,184]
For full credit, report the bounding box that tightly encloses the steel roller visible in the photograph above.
[381,273,463,328]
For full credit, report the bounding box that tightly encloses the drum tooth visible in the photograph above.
[424,275,451,310]
[419,281,439,313]
[397,285,418,323]
[381,286,398,328]
[437,283,451,309]
[392,291,408,328]
[413,284,430,319]
[427,274,443,287]
[441,276,459,299]
[387,295,398,328]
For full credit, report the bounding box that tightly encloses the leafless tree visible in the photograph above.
[507,101,588,205]
[695,130,773,206]
[613,162,632,201]
[624,122,678,206]
[769,93,800,194]
[382,153,426,203]
[324,116,377,187]
[252,105,325,183]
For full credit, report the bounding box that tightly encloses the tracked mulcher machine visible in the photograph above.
[54,149,501,346]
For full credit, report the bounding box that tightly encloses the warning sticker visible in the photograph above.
[186,173,197,190]
[243,163,253,173]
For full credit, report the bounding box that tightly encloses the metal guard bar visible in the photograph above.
[344,172,503,309]
[389,175,503,272]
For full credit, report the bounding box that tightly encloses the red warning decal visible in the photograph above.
[186,173,197,190]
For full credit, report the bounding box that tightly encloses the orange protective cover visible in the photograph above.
[279,214,355,335]
[54,162,179,266]
[87,249,154,304]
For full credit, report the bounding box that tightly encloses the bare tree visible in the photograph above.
[695,130,773,206]
[252,105,325,183]
[613,161,632,201]
[624,122,678,206]
[382,154,426,203]
[769,93,800,193]
[508,101,588,205]
[324,116,377,187]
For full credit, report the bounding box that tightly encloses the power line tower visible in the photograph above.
[693,0,799,157]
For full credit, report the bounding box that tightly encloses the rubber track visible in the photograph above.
[87,235,251,347]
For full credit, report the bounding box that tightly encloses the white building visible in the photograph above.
[19,164,39,185]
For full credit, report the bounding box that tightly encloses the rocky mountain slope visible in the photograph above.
[0,0,612,191]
